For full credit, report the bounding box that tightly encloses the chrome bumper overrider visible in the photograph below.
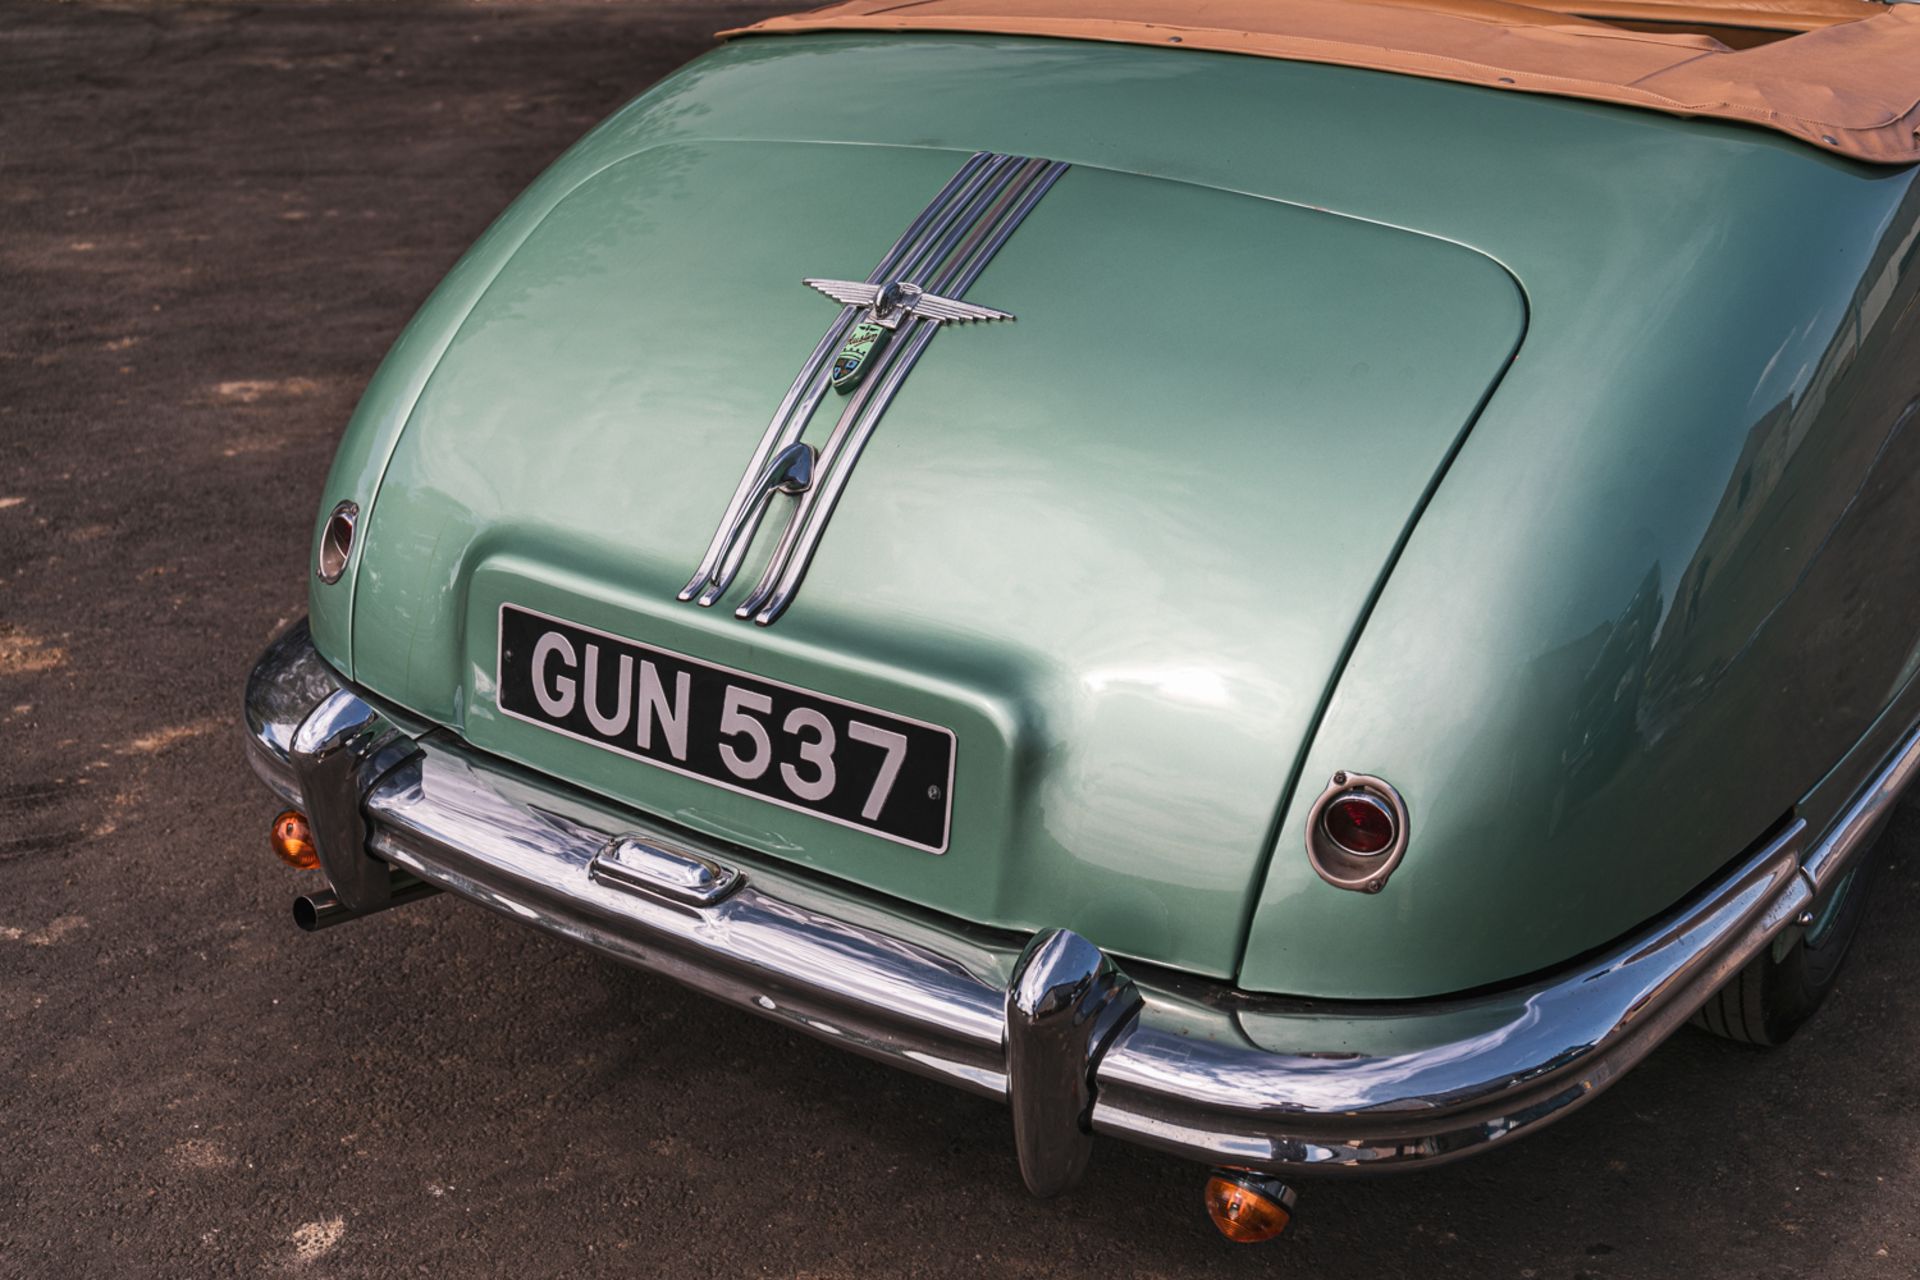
[243,620,1914,1193]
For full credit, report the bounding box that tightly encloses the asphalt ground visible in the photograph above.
[3,2,1918,1276]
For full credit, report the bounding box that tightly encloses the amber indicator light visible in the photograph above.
[271,809,320,870]
[1203,1172,1295,1244]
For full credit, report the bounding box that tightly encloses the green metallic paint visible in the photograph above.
[304,105,671,673]
[318,30,1920,996]
[347,139,1521,979]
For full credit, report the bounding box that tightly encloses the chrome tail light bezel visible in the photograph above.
[316,499,359,584]
[1305,771,1410,893]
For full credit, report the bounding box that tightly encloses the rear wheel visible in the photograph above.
[1693,829,1886,1046]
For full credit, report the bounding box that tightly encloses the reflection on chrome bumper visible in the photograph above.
[243,620,1910,1189]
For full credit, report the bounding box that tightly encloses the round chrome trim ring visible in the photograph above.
[316,500,358,585]
[1305,772,1410,894]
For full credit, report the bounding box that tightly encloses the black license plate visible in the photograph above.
[496,605,955,853]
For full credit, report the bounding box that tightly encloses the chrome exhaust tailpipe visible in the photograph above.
[294,869,439,932]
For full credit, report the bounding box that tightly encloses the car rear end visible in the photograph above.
[245,3,1920,1227]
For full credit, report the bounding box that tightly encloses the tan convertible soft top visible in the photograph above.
[722,0,1920,163]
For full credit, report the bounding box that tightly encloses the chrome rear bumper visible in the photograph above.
[243,620,1911,1191]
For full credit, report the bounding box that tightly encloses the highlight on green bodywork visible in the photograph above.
[832,320,889,390]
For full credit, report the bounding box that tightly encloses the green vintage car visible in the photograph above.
[243,0,1920,1239]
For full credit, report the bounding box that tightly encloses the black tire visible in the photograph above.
[1693,826,1887,1046]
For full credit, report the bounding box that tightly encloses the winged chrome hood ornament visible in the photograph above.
[677,153,1069,626]
[804,278,1014,391]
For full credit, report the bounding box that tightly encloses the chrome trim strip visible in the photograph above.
[242,623,1909,1184]
[881,154,1027,303]
[696,155,1032,607]
[1803,723,1920,891]
[701,154,1033,608]
[696,440,816,604]
[680,152,1070,624]
[741,159,1070,625]
[679,152,999,607]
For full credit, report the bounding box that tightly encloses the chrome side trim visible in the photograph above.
[1803,723,1920,891]
[242,623,1914,1185]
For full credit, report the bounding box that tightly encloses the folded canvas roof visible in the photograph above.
[724,0,1920,163]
